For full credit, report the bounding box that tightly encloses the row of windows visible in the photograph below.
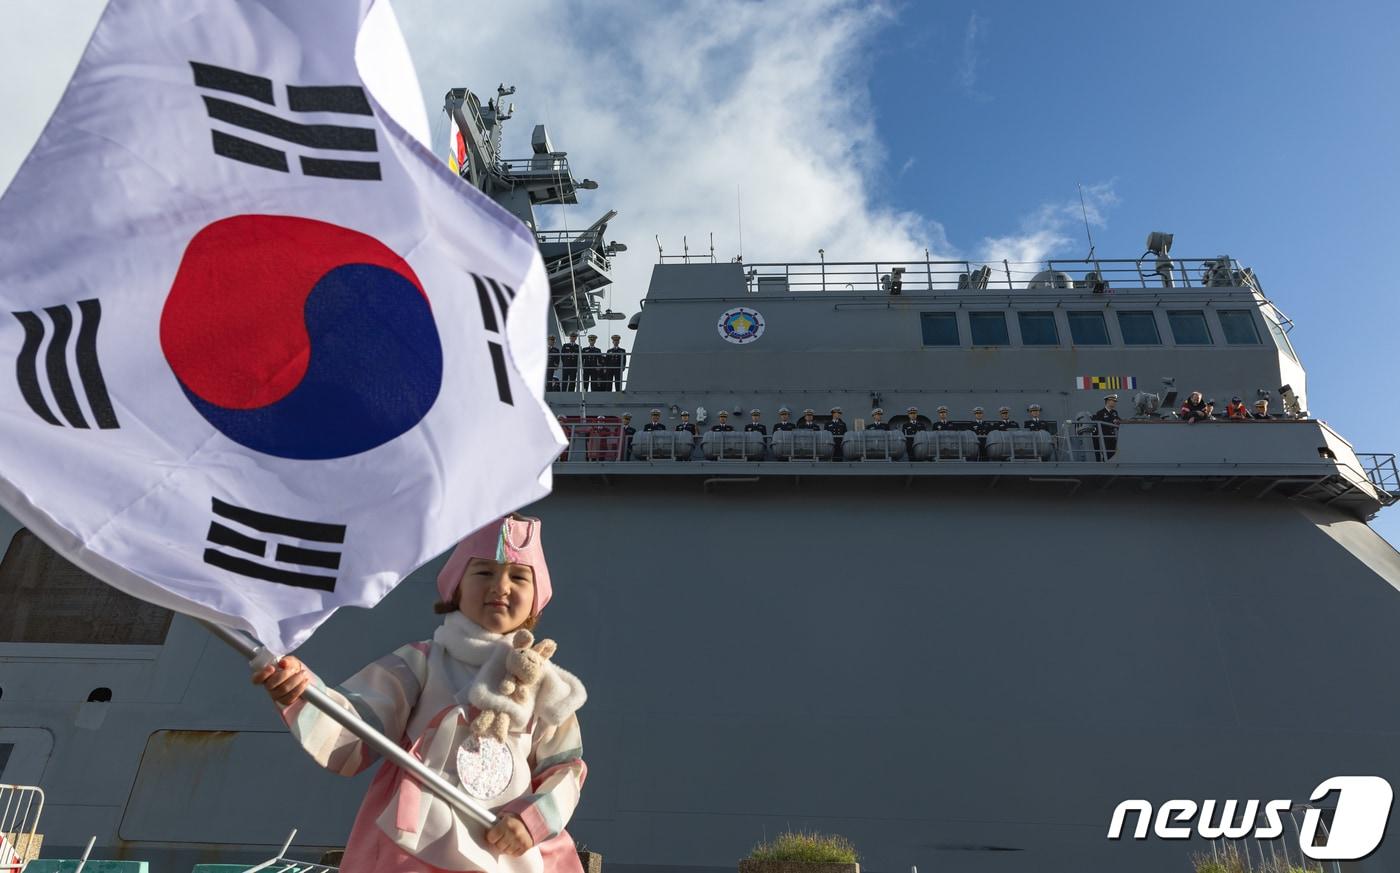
[919,308,1274,349]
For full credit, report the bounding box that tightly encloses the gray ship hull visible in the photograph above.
[8,477,1400,872]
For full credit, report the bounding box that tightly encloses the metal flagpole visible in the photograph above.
[199,620,498,828]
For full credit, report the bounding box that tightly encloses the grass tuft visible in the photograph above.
[1192,844,1311,873]
[748,831,858,864]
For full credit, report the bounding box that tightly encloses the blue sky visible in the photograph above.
[3,0,1398,542]
[864,0,1400,542]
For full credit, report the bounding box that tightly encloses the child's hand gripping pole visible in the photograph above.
[200,619,499,828]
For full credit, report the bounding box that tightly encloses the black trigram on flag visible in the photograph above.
[471,273,517,406]
[191,61,381,181]
[203,498,346,592]
[11,298,119,430]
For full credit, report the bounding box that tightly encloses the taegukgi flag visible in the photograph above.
[0,0,566,653]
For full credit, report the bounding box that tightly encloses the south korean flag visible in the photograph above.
[0,0,565,653]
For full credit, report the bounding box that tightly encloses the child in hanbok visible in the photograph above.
[254,515,587,873]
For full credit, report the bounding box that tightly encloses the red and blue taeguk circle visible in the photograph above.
[160,215,443,460]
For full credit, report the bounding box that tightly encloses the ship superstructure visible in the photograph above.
[3,87,1400,873]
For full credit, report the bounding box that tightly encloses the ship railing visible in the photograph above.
[497,155,571,180]
[543,246,611,280]
[536,229,602,246]
[557,420,631,462]
[234,829,339,873]
[1355,452,1400,503]
[735,256,1256,294]
[1057,420,1120,462]
[546,357,628,393]
[0,784,43,873]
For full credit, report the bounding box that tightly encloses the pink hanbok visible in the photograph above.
[282,516,587,873]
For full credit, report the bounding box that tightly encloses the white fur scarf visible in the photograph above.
[434,613,587,729]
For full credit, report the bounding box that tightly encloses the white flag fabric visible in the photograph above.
[0,0,566,654]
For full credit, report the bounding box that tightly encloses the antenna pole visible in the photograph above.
[736,186,743,261]
[1077,183,1096,261]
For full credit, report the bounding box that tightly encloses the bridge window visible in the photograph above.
[969,312,1009,346]
[1117,311,1161,345]
[919,312,960,346]
[1218,309,1262,345]
[1167,310,1213,345]
[1017,311,1059,345]
[1067,311,1110,345]
[0,529,173,644]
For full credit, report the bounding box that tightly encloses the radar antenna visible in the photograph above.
[1077,183,1095,260]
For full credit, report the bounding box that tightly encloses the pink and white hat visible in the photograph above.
[435,515,553,616]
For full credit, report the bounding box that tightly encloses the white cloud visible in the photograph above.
[978,181,1119,268]
[0,1,1119,320]
[956,13,989,100]
[0,1,106,189]
[396,0,955,318]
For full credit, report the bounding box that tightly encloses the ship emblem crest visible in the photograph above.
[718,307,765,344]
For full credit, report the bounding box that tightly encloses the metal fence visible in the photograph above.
[733,256,1261,295]
[555,421,1108,464]
[0,784,43,873]
[1356,452,1400,501]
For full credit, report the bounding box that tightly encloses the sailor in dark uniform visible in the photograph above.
[1250,399,1273,420]
[582,334,604,391]
[546,335,561,391]
[797,408,821,430]
[901,406,926,457]
[559,332,581,391]
[744,409,768,435]
[1090,394,1122,460]
[674,410,697,439]
[970,406,993,460]
[824,406,847,459]
[772,407,796,432]
[643,408,667,432]
[1023,403,1052,432]
[995,406,1020,430]
[605,334,626,391]
[710,410,735,432]
[931,405,955,431]
[620,413,636,459]
[867,408,889,430]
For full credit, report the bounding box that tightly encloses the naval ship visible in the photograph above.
[3,84,1400,873]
